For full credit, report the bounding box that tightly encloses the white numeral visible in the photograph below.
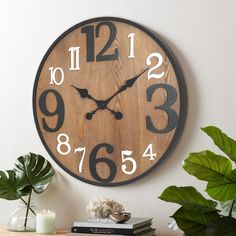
[74,146,86,173]
[146,52,164,79]
[128,33,135,58]
[143,144,156,160]
[49,67,64,85]
[57,133,71,155]
[69,46,80,70]
[121,150,137,175]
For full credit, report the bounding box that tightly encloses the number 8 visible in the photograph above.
[57,133,71,155]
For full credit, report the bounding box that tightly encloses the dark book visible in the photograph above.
[68,228,156,236]
[73,218,153,229]
[71,224,152,235]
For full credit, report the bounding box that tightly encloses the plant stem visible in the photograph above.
[229,200,235,217]
[20,197,36,215]
[24,189,32,231]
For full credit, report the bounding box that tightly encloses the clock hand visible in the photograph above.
[104,68,149,104]
[72,68,148,120]
[106,107,123,120]
[85,107,100,120]
[71,85,122,119]
[71,85,98,104]
[86,106,123,120]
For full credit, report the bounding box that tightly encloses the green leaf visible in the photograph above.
[183,150,232,182]
[172,207,220,236]
[14,153,55,194]
[202,126,236,163]
[0,170,27,200]
[205,216,236,236]
[183,151,236,201]
[206,181,236,201]
[221,200,236,216]
[159,186,217,213]
[226,169,236,182]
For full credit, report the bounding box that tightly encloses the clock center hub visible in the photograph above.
[97,100,107,110]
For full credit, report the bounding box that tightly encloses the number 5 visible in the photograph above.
[121,150,137,175]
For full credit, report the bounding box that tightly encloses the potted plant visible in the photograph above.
[0,152,54,232]
[160,126,236,236]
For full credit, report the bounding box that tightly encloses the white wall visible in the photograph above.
[1,0,236,235]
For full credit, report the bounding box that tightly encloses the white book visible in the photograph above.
[88,218,114,223]
[73,217,153,229]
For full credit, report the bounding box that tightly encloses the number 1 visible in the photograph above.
[128,33,135,58]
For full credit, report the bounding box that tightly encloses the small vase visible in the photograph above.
[7,201,38,232]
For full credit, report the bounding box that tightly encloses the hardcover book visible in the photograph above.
[71,225,152,235]
[68,228,156,236]
[73,217,153,229]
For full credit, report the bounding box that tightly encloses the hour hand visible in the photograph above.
[71,85,98,103]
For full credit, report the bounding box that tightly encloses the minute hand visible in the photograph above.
[104,68,148,104]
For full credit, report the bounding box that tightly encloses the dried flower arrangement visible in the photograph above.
[87,196,125,218]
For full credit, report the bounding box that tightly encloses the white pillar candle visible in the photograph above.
[36,209,56,234]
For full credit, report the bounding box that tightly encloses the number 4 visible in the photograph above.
[143,144,156,160]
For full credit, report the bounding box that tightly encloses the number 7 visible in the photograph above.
[74,146,86,173]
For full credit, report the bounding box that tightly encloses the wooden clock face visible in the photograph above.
[33,17,186,186]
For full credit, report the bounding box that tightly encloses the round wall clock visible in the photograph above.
[33,17,186,186]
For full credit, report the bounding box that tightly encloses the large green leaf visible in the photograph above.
[227,169,236,182]
[172,207,220,236]
[0,170,26,200]
[14,153,55,194]
[183,151,236,201]
[183,150,232,182]
[205,217,236,236]
[202,126,236,163]
[206,181,236,201]
[159,186,217,213]
[221,200,236,216]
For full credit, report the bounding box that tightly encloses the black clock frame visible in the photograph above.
[33,17,187,187]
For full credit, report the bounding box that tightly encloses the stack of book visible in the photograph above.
[68,217,155,236]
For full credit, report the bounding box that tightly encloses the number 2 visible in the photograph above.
[146,52,164,79]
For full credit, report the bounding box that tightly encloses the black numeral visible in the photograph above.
[39,89,65,132]
[89,143,117,183]
[81,25,95,62]
[81,21,119,62]
[146,84,178,133]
